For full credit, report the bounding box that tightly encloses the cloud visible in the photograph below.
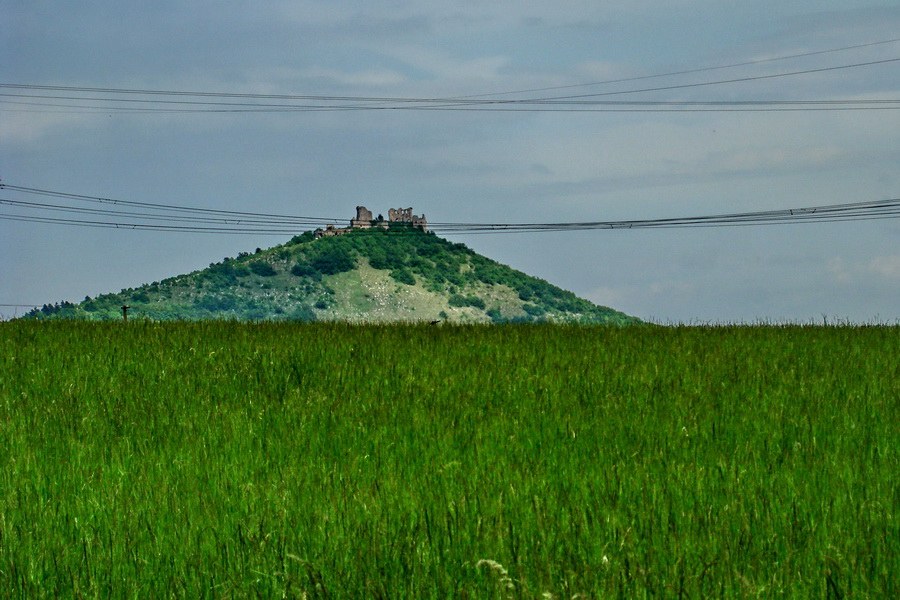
[585,279,694,314]
[827,257,853,284]
[370,45,511,83]
[584,285,629,307]
[715,145,844,174]
[829,255,900,284]
[271,3,433,37]
[867,256,900,280]
[302,67,409,88]
[0,103,131,148]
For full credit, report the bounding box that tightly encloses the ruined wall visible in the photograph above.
[410,215,427,231]
[388,208,411,222]
[350,206,374,229]
[388,207,427,232]
[315,205,426,238]
[314,224,350,238]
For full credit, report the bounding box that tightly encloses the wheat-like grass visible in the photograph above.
[477,559,516,595]
[1,321,897,597]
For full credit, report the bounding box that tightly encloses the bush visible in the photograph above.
[194,295,238,312]
[473,264,501,285]
[289,231,315,245]
[522,303,545,317]
[448,294,486,310]
[289,304,317,321]
[310,246,355,275]
[390,268,416,286]
[291,263,319,279]
[249,262,278,277]
[205,263,237,287]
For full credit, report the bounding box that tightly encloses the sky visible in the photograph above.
[2,1,900,323]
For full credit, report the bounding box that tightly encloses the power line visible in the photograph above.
[2,184,344,223]
[0,197,337,227]
[450,37,900,99]
[515,57,900,103]
[3,183,900,235]
[3,87,900,108]
[5,99,899,115]
[0,212,307,235]
[4,200,899,234]
[7,37,900,103]
[2,54,898,114]
[428,199,900,232]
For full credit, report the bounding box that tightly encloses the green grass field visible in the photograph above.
[1,321,897,598]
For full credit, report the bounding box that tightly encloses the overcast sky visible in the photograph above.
[3,1,900,323]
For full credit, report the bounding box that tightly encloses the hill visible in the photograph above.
[25,227,639,324]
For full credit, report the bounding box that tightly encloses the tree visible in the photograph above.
[250,261,278,277]
[310,246,355,275]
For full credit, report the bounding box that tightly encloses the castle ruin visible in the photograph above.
[314,206,427,238]
[350,206,374,229]
[388,207,427,230]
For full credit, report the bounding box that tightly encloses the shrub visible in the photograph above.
[249,262,278,277]
[291,263,318,279]
[522,303,545,317]
[194,295,238,312]
[448,294,486,310]
[390,268,416,286]
[310,246,355,275]
[290,304,317,321]
[289,231,315,245]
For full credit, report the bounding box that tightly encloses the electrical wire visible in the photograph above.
[0,197,337,227]
[0,212,307,234]
[3,183,900,235]
[2,184,343,223]
[449,37,900,99]
[2,53,899,114]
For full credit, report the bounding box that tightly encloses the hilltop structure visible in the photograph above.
[315,206,427,238]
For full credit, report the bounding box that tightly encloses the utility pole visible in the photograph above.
[121,305,130,322]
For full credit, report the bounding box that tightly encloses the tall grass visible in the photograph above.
[0,321,897,597]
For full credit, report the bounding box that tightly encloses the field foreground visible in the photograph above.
[1,321,898,598]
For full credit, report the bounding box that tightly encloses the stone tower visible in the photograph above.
[350,206,374,229]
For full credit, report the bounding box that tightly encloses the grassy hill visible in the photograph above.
[26,227,639,324]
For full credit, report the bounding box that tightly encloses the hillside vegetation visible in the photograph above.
[1,321,897,597]
[26,227,637,324]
